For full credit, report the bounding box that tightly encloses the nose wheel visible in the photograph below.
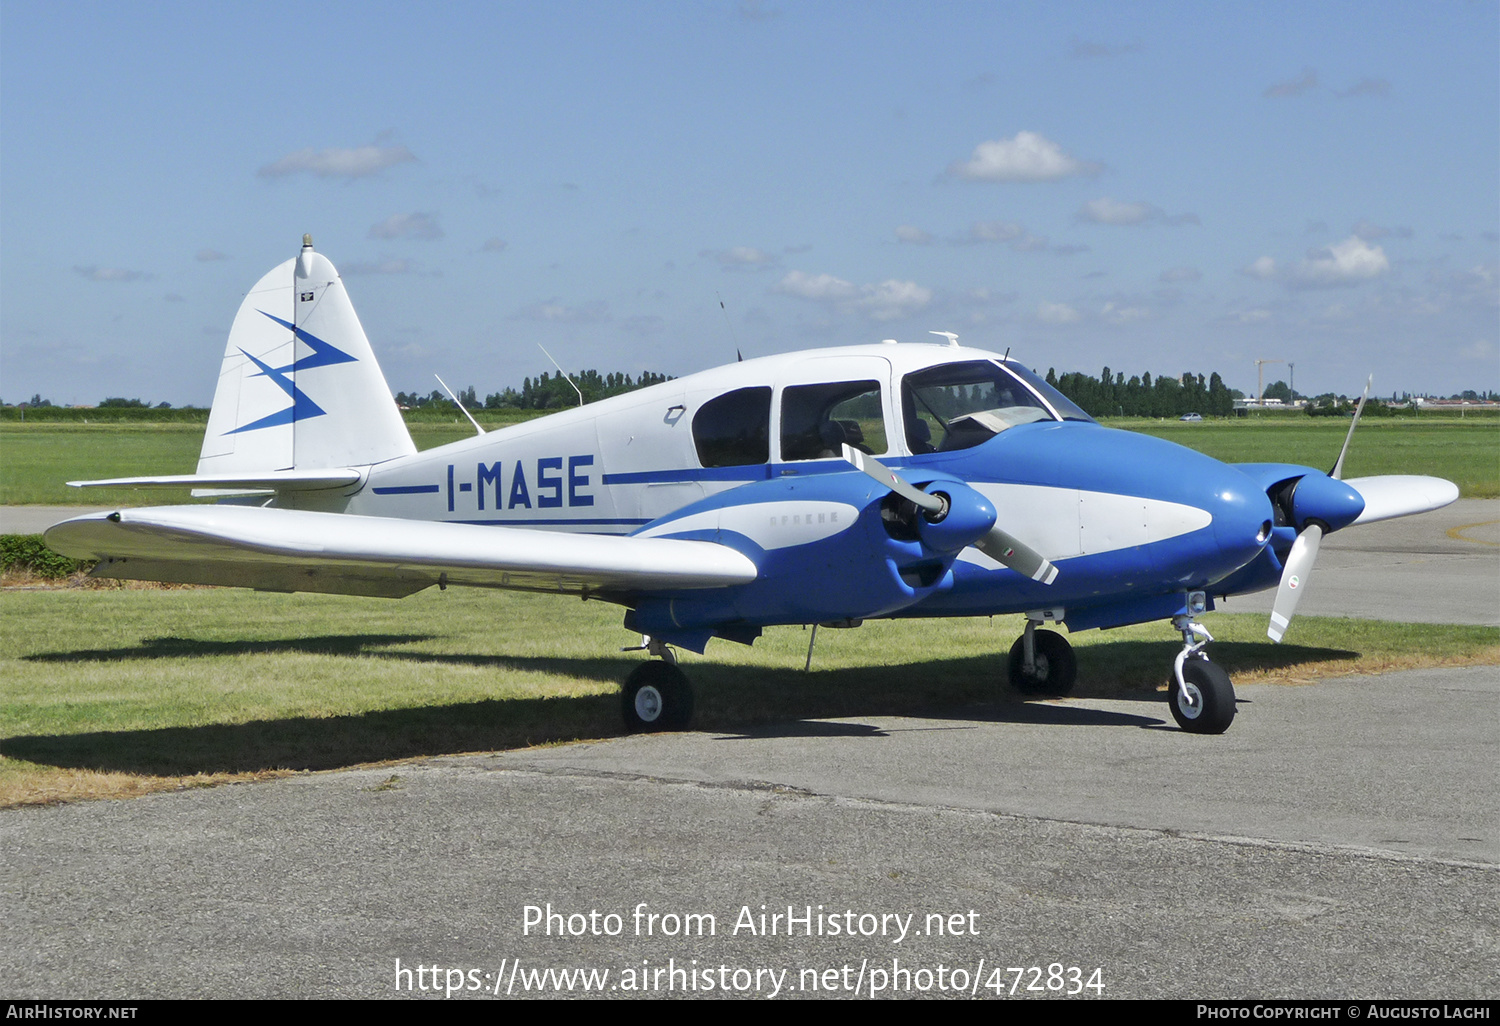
[1168,615,1236,733]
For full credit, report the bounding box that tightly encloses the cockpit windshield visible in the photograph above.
[902,360,1094,453]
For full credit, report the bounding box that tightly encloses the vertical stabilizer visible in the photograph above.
[197,237,416,473]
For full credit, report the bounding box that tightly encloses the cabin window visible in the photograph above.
[780,380,886,461]
[903,361,1072,453]
[693,387,771,467]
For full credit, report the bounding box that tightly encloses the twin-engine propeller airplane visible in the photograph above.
[47,236,1459,735]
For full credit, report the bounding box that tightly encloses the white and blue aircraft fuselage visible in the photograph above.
[48,238,1459,734]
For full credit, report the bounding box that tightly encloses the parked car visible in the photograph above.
[1179,412,1203,422]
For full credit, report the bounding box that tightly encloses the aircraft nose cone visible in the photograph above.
[1209,466,1274,573]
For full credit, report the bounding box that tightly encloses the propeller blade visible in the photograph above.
[1268,522,1322,642]
[975,527,1059,584]
[841,444,1057,584]
[1330,374,1373,480]
[840,444,945,517]
[1343,475,1459,525]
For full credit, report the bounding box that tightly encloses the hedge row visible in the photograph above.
[0,534,94,579]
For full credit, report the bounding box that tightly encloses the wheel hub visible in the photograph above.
[634,684,663,722]
[1176,681,1203,718]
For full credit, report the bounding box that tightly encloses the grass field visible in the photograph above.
[2,585,1496,807]
[3,412,1496,504]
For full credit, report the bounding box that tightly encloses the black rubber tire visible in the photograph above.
[621,660,693,731]
[1168,658,1237,734]
[1007,628,1077,696]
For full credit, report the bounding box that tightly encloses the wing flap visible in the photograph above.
[45,506,759,597]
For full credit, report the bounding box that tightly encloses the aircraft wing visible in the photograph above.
[44,505,758,600]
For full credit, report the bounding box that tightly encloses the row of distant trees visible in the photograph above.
[1045,368,1241,418]
[11,373,1497,415]
[14,394,179,409]
[396,369,675,412]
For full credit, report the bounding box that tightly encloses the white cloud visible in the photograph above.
[512,298,610,323]
[857,280,933,322]
[1295,236,1390,287]
[1264,68,1318,98]
[1078,197,1198,227]
[1037,302,1080,324]
[1242,256,1280,281]
[948,131,1097,182]
[895,224,933,244]
[702,246,777,269]
[1243,239,1388,288]
[73,265,150,282]
[1160,266,1201,284]
[1101,301,1150,324]
[958,220,1067,254]
[369,212,443,240]
[258,143,418,179]
[968,220,1026,243]
[774,270,860,302]
[774,270,931,321]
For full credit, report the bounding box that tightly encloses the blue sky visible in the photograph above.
[3,1,1496,406]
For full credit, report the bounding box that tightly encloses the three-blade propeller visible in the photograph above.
[841,444,1058,584]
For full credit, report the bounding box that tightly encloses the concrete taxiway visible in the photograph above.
[2,501,1496,999]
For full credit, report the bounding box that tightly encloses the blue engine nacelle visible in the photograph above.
[624,470,990,649]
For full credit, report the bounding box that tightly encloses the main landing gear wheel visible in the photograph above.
[1008,628,1077,696]
[1169,659,1236,734]
[621,660,694,732]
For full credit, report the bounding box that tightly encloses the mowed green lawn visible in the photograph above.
[3,413,1496,504]
[3,585,1496,806]
[1124,416,1498,497]
[0,421,496,505]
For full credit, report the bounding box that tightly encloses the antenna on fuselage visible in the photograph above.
[538,344,585,407]
[434,374,485,436]
[929,330,960,347]
[717,291,744,362]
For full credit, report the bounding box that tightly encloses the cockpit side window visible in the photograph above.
[780,380,886,461]
[693,386,771,467]
[903,361,1068,453]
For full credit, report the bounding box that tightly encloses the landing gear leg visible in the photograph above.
[1167,615,1236,734]
[1008,617,1077,696]
[620,636,692,732]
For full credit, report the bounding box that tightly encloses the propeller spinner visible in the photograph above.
[841,444,1058,584]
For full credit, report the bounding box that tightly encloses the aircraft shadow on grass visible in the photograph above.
[7,634,1359,777]
[23,633,437,662]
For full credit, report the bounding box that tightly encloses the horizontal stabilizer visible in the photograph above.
[45,506,759,598]
[1344,476,1459,525]
[68,469,363,493]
